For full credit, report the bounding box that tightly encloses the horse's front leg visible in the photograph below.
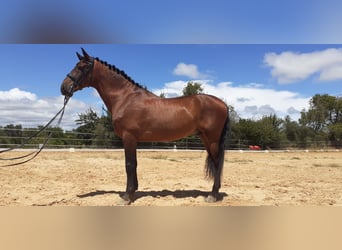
[121,133,138,204]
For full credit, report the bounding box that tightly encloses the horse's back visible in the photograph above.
[162,94,228,127]
[166,94,227,112]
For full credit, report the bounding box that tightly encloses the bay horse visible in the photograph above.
[60,48,229,204]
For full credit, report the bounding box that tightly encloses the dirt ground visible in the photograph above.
[0,149,341,206]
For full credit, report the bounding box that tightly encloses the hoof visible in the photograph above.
[205,195,217,203]
[118,198,132,206]
[119,193,134,205]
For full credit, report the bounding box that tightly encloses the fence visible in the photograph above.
[0,127,206,150]
[0,127,339,150]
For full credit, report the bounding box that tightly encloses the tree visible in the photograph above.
[299,94,342,147]
[46,127,67,146]
[3,124,22,145]
[233,114,283,149]
[228,105,239,123]
[74,108,100,146]
[283,115,299,142]
[234,118,260,145]
[225,105,240,148]
[258,114,283,148]
[182,81,203,96]
[92,109,120,148]
[328,123,342,147]
[300,94,341,132]
[76,108,99,128]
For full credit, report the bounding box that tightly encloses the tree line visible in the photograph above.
[229,93,341,149]
[1,82,341,149]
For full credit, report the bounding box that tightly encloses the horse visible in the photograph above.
[60,48,229,204]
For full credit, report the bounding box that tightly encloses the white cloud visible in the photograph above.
[173,62,207,78]
[319,64,342,81]
[0,88,96,130]
[153,80,310,121]
[264,48,342,83]
[0,88,36,101]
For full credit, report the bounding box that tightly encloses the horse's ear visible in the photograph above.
[76,52,83,61]
[81,48,91,60]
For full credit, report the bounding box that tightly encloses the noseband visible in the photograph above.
[66,58,94,95]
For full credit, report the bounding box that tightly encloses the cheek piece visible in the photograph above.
[65,58,94,96]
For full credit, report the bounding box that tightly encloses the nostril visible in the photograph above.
[60,85,66,95]
[61,84,69,96]
[60,83,74,97]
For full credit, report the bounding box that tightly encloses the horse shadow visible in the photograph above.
[77,189,228,203]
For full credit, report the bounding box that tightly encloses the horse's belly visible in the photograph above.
[139,126,196,142]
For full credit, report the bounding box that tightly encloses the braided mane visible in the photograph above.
[94,57,147,91]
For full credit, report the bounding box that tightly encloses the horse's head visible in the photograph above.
[60,48,94,97]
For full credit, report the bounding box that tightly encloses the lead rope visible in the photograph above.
[0,96,70,167]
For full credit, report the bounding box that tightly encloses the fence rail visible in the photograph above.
[0,127,340,150]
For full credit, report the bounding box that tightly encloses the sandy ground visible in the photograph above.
[0,150,341,206]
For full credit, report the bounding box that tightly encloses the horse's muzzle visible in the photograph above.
[60,83,74,97]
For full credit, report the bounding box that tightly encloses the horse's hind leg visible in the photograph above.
[200,134,224,202]
[208,142,224,202]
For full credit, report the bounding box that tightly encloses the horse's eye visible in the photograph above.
[79,66,87,73]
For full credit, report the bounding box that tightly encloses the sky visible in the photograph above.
[0,1,342,129]
[1,0,342,43]
[0,44,341,130]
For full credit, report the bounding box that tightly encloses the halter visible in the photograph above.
[66,57,94,96]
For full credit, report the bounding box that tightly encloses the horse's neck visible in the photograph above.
[94,79,124,106]
[93,73,146,116]
[92,63,156,115]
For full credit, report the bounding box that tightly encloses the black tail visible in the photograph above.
[205,113,229,179]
